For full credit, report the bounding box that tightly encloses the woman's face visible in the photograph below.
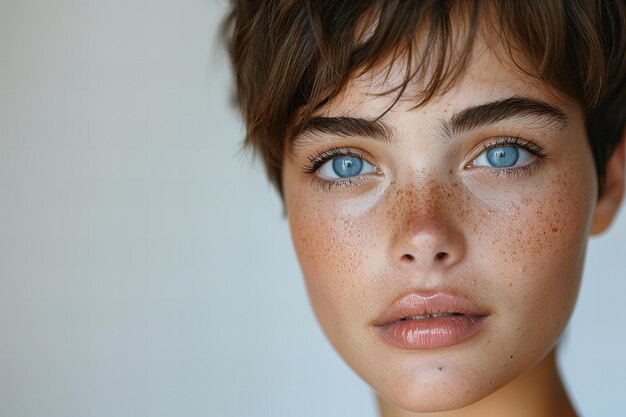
[281,37,598,412]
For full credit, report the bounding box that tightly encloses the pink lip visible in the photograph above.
[373,292,490,350]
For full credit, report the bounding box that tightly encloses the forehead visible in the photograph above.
[316,31,574,121]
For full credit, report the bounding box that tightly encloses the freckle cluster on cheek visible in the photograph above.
[467,164,590,273]
[289,199,373,324]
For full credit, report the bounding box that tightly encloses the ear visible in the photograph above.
[591,131,626,235]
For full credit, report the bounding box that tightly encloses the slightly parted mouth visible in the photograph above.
[399,312,465,321]
[372,291,490,327]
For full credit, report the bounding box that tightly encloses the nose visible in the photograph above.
[391,185,465,272]
[396,224,464,270]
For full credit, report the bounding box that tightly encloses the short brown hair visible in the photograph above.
[222,0,626,199]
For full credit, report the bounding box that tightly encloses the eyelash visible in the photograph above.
[301,146,376,192]
[473,136,550,178]
[301,137,550,191]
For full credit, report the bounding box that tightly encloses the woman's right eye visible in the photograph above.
[319,155,375,179]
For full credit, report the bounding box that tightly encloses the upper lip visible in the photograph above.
[372,291,490,326]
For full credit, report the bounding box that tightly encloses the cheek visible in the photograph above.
[287,196,374,342]
[476,160,596,353]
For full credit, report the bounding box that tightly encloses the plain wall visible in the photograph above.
[0,1,624,416]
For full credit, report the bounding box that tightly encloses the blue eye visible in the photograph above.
[473,145,533,168]
[319,155,375,178]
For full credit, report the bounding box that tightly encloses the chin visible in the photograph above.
[377,382,494,413]
[381,386,476,412]
[363,356,509,414]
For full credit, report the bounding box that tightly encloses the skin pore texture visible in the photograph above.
[280,26,626,417]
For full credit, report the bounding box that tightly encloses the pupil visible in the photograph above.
[487,146,519,167]
[333,156,363,177]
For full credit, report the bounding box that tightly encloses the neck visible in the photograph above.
[376,348,578,417]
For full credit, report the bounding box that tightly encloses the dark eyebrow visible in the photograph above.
[442,96,568,138]
[290,116,396,152]
[290,96,568,152]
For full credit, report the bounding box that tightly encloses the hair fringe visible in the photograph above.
[222,0,626,199]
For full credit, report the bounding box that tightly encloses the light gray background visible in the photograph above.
[0,1,624,416]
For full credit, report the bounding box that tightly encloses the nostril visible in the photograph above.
[436,252,448,261]
[401,252,449,263]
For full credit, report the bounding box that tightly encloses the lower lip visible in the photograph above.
[376,315,488,350]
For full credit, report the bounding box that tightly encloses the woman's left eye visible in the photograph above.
[471,145,534,168]
[319,155,375,178]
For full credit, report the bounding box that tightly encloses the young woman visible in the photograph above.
[222,1,626,415]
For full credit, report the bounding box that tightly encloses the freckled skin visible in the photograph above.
[281,35,599,414]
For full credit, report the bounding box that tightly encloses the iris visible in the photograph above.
[486,146,519,167]
[332,156,363,177]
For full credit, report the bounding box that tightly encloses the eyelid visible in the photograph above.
[319,156,375,179]
[301,146,381,192]
[465,136,549,168]
[471,146,533,168]
[302,146,377,175]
